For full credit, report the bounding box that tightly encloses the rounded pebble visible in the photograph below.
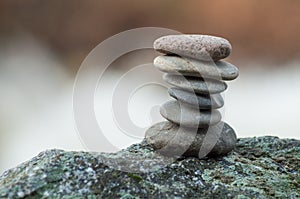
[154,34,232,61]
[168,87,224,109]
[160,100,221,127]
[163,74,227,94]
[145,121,237,157]
[154,55,239,80]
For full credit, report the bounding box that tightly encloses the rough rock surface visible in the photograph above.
[0,136,299,198]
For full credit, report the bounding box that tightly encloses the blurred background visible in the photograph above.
[0,0,300,174]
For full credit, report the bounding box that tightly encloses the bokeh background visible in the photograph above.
[1,0,300,174]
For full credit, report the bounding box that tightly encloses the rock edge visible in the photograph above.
[0,136,299,198]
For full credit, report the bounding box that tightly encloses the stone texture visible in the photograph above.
[168,87,224,109]
[1,136,299,198]
[160,100,221,127]
[154,55,239,80]
[154,34,232,61]
[163,74,227,94]
[145,121,237,157]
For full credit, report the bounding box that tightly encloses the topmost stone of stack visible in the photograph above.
[154,35,232,61]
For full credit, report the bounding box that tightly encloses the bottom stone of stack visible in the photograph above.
[145,121,237,158]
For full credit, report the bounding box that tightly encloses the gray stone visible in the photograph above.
[145,121,237,157]
[153,34,232,61]
[1,136,300,198]
[160,100,221,127]
[154,55,239,80]
[168,87,224,109]
[163,73,227,94]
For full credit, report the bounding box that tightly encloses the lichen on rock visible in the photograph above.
[0,136,299,198]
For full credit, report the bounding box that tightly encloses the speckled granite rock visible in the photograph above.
[0,136,299,198]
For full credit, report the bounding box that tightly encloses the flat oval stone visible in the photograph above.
[160,100,221,127]
[163,74,227,94]
[168,87,224,109]
[145,121,237,158]
[154,55,239,80]
[153,35,232,61]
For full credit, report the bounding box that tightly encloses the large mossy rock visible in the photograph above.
[0,136,299,198]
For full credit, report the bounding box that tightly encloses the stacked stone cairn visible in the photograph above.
[145,34,239,158]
